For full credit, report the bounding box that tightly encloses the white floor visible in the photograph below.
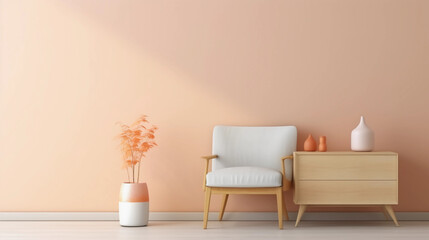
[1,221,428,240]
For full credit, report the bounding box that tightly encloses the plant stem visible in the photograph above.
[126,138,135,183]
[126,167,130,182]
[137,161,140,183]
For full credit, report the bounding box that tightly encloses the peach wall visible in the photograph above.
[1,0,429,212]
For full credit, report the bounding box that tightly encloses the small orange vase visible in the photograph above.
[319,136,327,152]
[304,134,317,151]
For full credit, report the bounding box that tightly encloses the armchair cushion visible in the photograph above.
[212,126,296,181]
[206,167,282,188]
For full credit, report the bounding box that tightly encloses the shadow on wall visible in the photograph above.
[55,0,390,146]
[13,0,428,212]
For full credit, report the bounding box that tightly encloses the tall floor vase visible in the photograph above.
[119,183,149,227]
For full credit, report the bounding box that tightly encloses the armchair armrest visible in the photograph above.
[281,155,293,161]
[202,155,218,160]
[280,155,293,190]
[201,155,218,190]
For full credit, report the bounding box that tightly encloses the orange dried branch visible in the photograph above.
[117,115,158,183]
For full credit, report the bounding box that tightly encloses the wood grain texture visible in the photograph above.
[295,205,307,227]
[296,154,398,180]
[281,155,293,191]
[218,194,229,221]
[276,187,283,229]
[210,187,281,195]
[201,155,218,191]
[203,187,212,229]
[204,187,286,229]
[202,153,292,228]
[293,152,399,226]
[385,205,400,226]
[295,181,398,205]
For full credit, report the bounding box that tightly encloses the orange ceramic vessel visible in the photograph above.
[119,182,149,202]
[304,134,317,151]
[319,136,327,152]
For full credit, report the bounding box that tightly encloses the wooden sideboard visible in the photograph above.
[293,151,399,226]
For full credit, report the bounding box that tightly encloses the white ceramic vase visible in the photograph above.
[351,116,374,152]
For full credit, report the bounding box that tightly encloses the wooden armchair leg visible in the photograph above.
[203,187,212,229]
[275,188,284,229]
[218,194,229,221]
[282,196,289,221]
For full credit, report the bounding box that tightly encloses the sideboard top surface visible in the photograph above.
[294,151,397,156]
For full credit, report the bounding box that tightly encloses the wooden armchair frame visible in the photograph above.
[201,155,293,229]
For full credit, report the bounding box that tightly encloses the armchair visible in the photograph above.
[202,126,297,229]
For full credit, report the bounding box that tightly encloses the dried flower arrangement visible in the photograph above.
[118,115,157,183]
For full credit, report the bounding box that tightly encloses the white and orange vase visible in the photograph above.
[119,183,149,227]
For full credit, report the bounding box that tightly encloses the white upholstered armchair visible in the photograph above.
[202,126,297,229]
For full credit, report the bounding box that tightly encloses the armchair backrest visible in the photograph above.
[212,125,297,180]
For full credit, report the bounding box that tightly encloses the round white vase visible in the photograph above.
[351,116,374,151]
[119,183,149,227]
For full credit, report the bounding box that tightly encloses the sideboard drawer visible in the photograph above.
[295,180,398,205]
[295,154,397,180]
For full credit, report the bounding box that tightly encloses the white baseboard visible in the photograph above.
[1,212,429,221]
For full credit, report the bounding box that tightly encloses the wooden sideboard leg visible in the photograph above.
[382,207,390,220]
[384,205,399,227]
[295,205,307,227]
